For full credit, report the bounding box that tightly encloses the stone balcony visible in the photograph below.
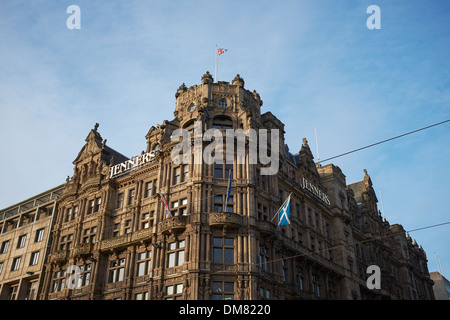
[73,243,93,257]
[100,228,153,251]
[51,249,69,263]
[255,219,277,235]
[159,215,188,234]
[208,212,242,228]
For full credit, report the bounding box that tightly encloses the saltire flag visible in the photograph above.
[159,193,172,218]
[224,169,232,211]
[277,194,291,226]
[217,48,228,56]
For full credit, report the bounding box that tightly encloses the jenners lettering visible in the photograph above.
[110,151,158,179]
[300,177,331,206]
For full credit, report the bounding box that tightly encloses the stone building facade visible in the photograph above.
[0,72,434,300]
[0,185,63,299]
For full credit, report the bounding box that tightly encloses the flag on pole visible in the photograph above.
[224,169,232,211]
[159,193,172,218]
[217,48,228,56]
[277,194,291,226]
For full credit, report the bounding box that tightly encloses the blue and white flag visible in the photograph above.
[277,194,291,226]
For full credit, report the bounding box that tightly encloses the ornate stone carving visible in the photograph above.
[208,212,242,227]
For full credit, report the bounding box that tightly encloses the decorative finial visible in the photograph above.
[94,123,99,132]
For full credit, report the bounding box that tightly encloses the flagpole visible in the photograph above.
[224,169,231,212]
[215,45,218,83]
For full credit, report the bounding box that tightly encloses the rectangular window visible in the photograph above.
[11,257,21,271]
[17,235,26,248]
[82,227,97,243]
[87,199,95,214]
[52,270,67,292]
[59,234,73,251]
[117,193,124,209]
[128,189,135,205]
[214,163,233,179]
[145,181,153,198]
[76,264,92,288]
[29,251,40,266]
[312,274,321,297]
[26,281,39,300]
[296,267,305,291]
[165,283,183,300]
[8,285,19,300]
[108,258,126,283]
[141,212,154,230]
[173,167,181,185]
[213,195,233,213]
[94,197,101,212]
[181,164,189,182]
[212,281,234,300]
[135,292,149,300]
[259,246,270,271]
[124,220,132,234]
[167,240,185,268]
[35,229,44,242]
[137,250,152,277]
[0,262,3,275]
[73,206,79,219]
[213,237,234,264]
[65,207,73,222]
[171,198,188,216]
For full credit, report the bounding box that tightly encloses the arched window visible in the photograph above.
[212,116,233,129]
[183,120,197,133]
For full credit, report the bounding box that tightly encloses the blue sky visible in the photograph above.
[0,1,449,278]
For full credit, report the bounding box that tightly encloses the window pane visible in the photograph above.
[139,252,147,260]
[224,248,234,264]
[179,240,185,248]
[168,252,176,268]
[178,250,185,265]
[212,294,222,300]
[212,282,222,292]
[224,282,234,292]
[213,248,222,263]
[138,262,146,276]
[224,294,234,300]
[213,238,222,246]
[118,268,124,281]
[166,286,173,295]
[224,238,234,246]
[214,167,223,179]
[176,284,183,294]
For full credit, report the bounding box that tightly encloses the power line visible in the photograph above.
[317,119,450,164]
[253,221,450,267]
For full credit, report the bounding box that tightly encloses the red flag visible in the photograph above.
[159,193,172,218]
[217,48,228,56]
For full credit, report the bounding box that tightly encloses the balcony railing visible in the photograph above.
[159,215,188,234]
[208,212,242,228]
[100,228,153,251]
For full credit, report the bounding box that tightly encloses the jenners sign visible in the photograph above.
[300,177,331,206]
[110,151,158,179]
